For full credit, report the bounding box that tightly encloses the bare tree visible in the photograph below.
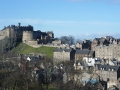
[60,35,75,45]
[68,35,75,45]
[0,36,17,52]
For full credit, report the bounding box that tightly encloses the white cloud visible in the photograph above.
[0,18,119,26]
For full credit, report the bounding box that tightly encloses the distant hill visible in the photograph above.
[11,43,55,58]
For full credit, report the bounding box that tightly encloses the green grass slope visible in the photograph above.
[11,43,55,58]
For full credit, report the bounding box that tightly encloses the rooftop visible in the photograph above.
[98,64,120,71]
[54,48,71,52]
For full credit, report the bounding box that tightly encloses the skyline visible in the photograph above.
[0,0,120,39]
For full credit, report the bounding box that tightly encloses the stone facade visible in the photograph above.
[95,43,120,60]
[75,50,95,61]
[52,40,62,45]
[22,31,33,42]
[97,64,120,89]
[91,36,120,60]
[76,42,82,49]
[53,48,75,64]
[76,39,91,50]
[91,38,109,51]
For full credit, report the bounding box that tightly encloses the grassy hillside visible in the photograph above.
[11,43,55,58]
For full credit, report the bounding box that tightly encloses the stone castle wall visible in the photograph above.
[0,23,33,41]
[22,31,33,43]
[0,28,10,40]
[0,23,54,46]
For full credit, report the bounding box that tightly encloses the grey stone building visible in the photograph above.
[91,37,109,51]
[91,36,120,60]
[95,43,120,60]
[75,50,95,61]
[76,39,91,50]
[96,64,120,89]
[53,48,75,64]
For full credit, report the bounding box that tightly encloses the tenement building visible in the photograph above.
[97,64,120,89]
[53,48,75,64]
[91,36,120,60]
[75,50,95,61]
[91,37,109,51]
[95,43,120,60]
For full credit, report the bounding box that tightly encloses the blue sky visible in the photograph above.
[0,0,120,39]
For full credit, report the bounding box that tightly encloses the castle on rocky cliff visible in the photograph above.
[0,23,54,45]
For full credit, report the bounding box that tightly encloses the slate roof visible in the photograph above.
[98,64,120,71]
[54,48,71,52]
[75,50,94,55]
[89,51,94,55]
[75,50,90,54]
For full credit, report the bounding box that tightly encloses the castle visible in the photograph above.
[0,23,54,45]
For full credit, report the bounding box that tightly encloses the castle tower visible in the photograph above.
[22,31,33,43]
